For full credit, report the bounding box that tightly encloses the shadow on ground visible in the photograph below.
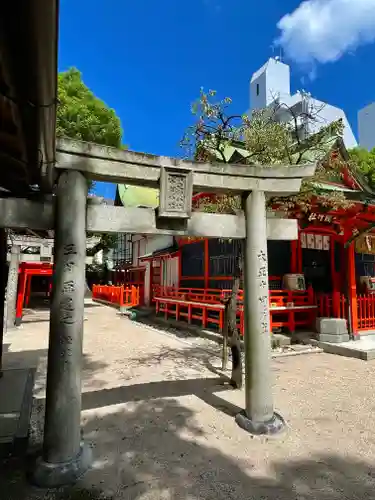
[133,315,217,343]
[1,396,375,499]
[1,322,372,499]
[21,301,101,325]
[117,343,222,376]
[1,360,374,499]
[2,348,109,398]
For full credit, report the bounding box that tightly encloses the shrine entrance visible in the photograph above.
[0,137,316,487]
[302,249,332,293]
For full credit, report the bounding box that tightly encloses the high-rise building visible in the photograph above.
[249,57,357,149]
[358,103,375,151]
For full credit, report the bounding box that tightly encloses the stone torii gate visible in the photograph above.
[0,138,316,487]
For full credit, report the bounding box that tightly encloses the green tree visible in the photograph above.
[57,67,123,261]
[182,89,348,388]
[57,67,122,147]
[349,147,375,190]
[57,67,123,192]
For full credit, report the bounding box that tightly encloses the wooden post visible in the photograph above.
[15,268,27,325]
[330,236,341,318]
[204,239,209,288]
[297,230,303,273]
[291,240,298,273]
[177,249,182,287]
[347,243,358,335]
[0,229,7,377]
[148,260,153,304]
[120,286,124,306]
[26,273,32,306]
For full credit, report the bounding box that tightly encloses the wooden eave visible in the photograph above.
[0,1,58,196]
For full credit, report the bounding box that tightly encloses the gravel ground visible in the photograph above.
[2,303,375,500]
[132,315,322,362]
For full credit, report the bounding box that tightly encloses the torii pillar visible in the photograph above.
[32,170,91,487]
[235,190,285,434]
[6,244,20,330]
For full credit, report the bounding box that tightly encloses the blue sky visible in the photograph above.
[58,0,375,199]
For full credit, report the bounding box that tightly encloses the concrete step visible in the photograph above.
[358,330,375,340]
[0,368,35,458]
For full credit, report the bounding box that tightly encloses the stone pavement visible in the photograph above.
[2,302,375,499]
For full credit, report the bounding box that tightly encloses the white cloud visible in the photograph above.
[275,0,375,65]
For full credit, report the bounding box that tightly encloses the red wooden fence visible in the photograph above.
[315,292,347,319]
[92,285,139,307]
[309,292,375,333]
[357,294,375,331]
[96,283,375,333]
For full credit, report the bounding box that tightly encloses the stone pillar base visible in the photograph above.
[235,410,286,436]
[31,441,92,488]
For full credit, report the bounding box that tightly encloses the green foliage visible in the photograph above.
[57,67,124,252]
[183,88,349,212]
[86,233,117,256]
[57,68,124,193]
[349,147,375,190]
[243,109,292,165]
[57,68,123,148]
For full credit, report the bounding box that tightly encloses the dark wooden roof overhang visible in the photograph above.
[0,1,59,196]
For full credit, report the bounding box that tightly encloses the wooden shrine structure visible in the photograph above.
[114,147,375,338]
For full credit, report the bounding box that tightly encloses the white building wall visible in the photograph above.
[249,57,357,149]
[139,239,146,264]
[144,262,151,306]
[272,95,357,149]
[305,99,357,148]
[131,235,144,267]
[161,256,179,288]
[358,102,375,151]
[250,58,291,111]
[132,242,138,266]
[145,235,174,256]
[131,234,174,267]
[130,234,174,301]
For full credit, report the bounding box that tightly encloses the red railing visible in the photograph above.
[92,285,139,307]
[153,285,315,306]
[95,284,375,333]
[153,285,316,334]
[152,285,236,304]
[113,281,145,306]
[357,294,375,331]
[315,292,347,319]
[269,288,314,307]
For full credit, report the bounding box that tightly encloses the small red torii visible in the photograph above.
[15,261,53,325]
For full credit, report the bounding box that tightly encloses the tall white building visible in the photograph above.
[358,103,375,151]
[250,58,357,149]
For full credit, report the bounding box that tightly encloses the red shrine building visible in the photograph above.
[112,151,375,339]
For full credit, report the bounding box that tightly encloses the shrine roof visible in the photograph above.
[314,182,359,193]
[116,184,159,209]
